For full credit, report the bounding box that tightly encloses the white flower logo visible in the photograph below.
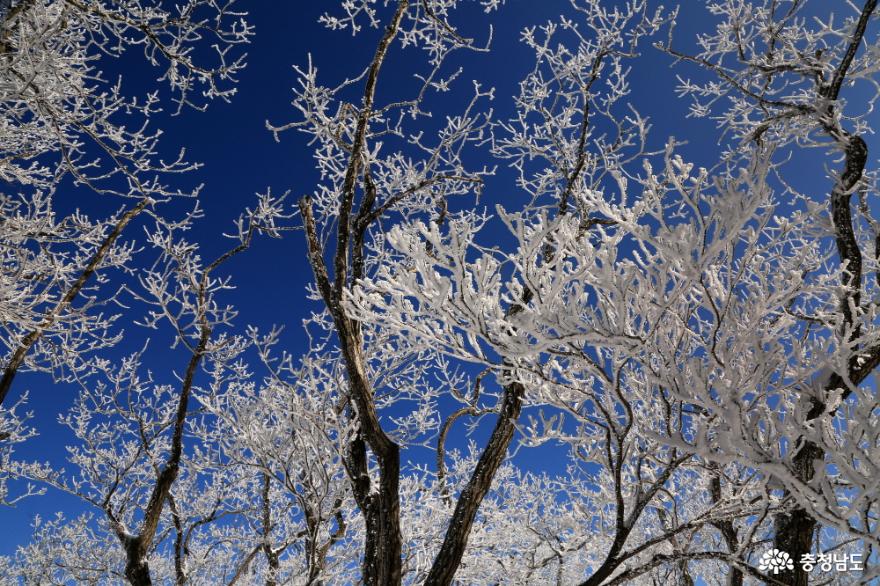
[758,548,794,574]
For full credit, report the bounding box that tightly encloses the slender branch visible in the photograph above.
[0,197,151,407]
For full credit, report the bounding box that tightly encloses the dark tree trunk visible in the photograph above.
[424,382,523,586]
[124,538,153,586]
[773,136,869,585]
[770,5,877,585]
[295,3,410,581]
[124,564,152,586]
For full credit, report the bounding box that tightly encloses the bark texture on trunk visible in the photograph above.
[424,381,523,586]
[770,3,876,581]
[300,197,404,586]
[774,135,869,586]
[296,2,409,581]
[123,542,153,586]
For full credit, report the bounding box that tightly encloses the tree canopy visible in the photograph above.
[1,1,879,585]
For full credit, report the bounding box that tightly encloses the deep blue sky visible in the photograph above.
[4,0,869,558]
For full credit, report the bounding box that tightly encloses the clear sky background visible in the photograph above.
[3,0,869,558]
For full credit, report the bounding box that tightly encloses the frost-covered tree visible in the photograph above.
[656,1,880,583]
[5,192,289,584]
[0,0,252,406]
[3,1,880,585]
